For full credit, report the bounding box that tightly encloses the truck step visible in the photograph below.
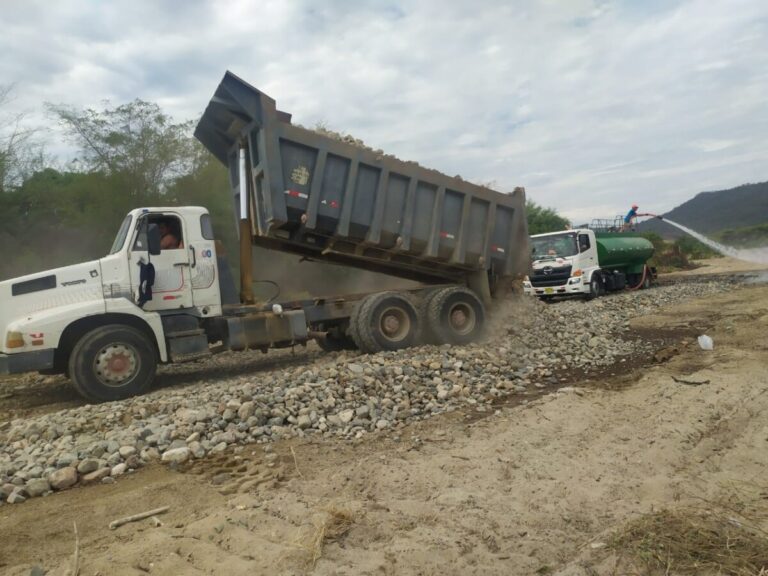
[167,331,211,363]
[169,349,212,363]
[161,314,201,334]
[166,328,206,339]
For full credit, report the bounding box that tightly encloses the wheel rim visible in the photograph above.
[447,302,476,336]
[93,343,141,387]
[378,306,411,343]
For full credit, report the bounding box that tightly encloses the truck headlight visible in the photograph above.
[5,331,24,349]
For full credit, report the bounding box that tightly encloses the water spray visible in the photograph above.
[660,219,768,265]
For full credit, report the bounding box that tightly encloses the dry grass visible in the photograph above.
[297,507,356,569]
[610,495,768,576]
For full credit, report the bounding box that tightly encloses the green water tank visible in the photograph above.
[595,232,654,273]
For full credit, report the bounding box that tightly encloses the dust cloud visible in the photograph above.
[250,246,420,301]
[485,291,542,343]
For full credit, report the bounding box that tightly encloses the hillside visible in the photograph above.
[638,181,768,239]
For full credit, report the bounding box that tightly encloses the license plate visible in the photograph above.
[545,288,554,294]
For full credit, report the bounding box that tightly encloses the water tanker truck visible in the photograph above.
[523,221,655,300]
[0,71,529,402]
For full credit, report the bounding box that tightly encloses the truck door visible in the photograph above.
[578,233,597,265]
[129,214,194,311]
[188,213,222,313]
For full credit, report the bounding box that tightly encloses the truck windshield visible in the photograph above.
[109,215,132,254]
[531,233,578,259]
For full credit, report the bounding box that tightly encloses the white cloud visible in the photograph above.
[1,0,766,220]
[691,139,739,153]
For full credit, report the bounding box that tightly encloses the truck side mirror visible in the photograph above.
[147,223,162,256]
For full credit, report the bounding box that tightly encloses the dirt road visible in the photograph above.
[2,278,767,575]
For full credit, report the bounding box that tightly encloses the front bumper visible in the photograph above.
[0,349,55,375]
[523,279,588,297]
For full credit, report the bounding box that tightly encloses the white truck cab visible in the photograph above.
[0,207,223,399]
[522,229,601,299]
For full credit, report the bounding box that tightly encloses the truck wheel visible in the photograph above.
[351,292,419,353]
[69,324,157,402]
[426,286,485,345]
[587,275,602,300]
[417,288,445,344]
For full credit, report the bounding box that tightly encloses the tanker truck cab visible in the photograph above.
[0,207,224,401]
[523,230,600,298]
[523,226,655,300]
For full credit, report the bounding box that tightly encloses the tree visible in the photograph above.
[0,84,46,193]
[0,168,135,279]
[48,99,196,200]
[2,98,232,280]
[526,200,570,234]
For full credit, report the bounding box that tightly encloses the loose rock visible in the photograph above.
[49,467,78,491]
[7,488,27,504]
[77,459,101,474]
[25,478,51,498]
[82,468,111,484]
[161,447,190,465]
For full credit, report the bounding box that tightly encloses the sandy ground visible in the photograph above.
[1,279,767,575]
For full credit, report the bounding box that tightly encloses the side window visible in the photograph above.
[132,218,148,251]
[200,214,215,240]
[578,234,591,252]
[133,215,184,251]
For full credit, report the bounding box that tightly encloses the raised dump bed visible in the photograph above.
[195,71,529,286]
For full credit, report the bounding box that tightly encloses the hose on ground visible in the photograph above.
[627,265,649,291]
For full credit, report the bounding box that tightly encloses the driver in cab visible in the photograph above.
[157,219,183,250]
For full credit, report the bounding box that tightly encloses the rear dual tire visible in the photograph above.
[350,292,420,353]
[423,287,486,346]
[349,287,487,352]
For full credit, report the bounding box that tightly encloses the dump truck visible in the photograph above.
[0,71,529,402]
[522,220,655,299]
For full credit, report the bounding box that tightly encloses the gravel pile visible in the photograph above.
[298,124,428,170]
[299,124,477,182]
[0,278,737,504]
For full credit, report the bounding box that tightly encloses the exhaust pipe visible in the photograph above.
[239,144,255,304]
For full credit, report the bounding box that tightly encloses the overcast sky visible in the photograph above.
[2,0,767,221]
